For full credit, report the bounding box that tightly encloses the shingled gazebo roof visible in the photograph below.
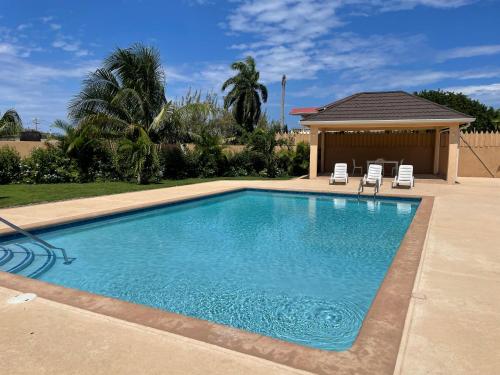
[299,91,474,123]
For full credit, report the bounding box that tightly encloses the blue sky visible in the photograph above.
[1,0,499,130]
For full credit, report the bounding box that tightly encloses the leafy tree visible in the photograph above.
[0,109,23,136]
[415,90,500,131]
[222,56,268,133]
[69,43,176,183]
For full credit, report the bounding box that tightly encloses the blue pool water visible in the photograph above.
[0,189,419,351]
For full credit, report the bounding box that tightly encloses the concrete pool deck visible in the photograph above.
[0,177,499,374]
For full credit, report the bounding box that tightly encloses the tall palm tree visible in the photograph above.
[0,109,23,136]
[69,43,176,183]
[221,56,268,133]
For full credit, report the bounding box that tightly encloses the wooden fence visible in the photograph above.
[321,132,435,174]
[458,131,500,177]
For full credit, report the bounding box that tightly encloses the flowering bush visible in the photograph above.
[20,146,79,184]
[0,146,21,184]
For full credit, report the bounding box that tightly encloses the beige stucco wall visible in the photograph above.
[0,141,48,158]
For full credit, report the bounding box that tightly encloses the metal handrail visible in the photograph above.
[0,217,72,264]
[374,179,380,198]
[357,179,364,196]
[358,177,380,198]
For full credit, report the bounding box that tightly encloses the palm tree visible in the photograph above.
[221,56,268,134]
[69,43,176,183]
[0,109,23,136]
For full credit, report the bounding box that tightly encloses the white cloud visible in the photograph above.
[223,0,472,83]
[52,36,89,57]
[438,44,500,62]
[445,82,500,106]
[0,62,97,127]
[50,23,62,31]
[292,68,500,103]
[17,23,32,31]
[40,16,54,23]
[374,0,475,11]
[0,30,97,127]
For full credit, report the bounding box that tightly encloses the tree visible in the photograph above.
[52,120,114,181]
[0,109,23,136]
[191,124,225,177]
[69,43,176,184]
[221,56,268,134]
[247,122,289,177]
[415,90,500,131]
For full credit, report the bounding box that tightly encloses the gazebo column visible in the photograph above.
[320,131,326,173]
[309,127,318,178]
[446,124,460,184]
[433,128,441,175]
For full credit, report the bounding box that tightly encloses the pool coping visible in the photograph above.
[0,187,434,375]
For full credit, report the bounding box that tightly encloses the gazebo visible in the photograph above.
[291,91,475,183]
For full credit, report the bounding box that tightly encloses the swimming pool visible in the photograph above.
[0,189,419,351]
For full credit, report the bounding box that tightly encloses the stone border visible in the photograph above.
[0,188,434,375]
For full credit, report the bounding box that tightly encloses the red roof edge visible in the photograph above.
[290,107,318,115]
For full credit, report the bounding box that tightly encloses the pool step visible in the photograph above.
[0,242,58,278]
[0,246,14,266]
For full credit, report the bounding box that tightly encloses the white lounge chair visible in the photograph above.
[392,165,414,188]
[362,164,383,186]
[358,164,383,194]
[330,163,349,184]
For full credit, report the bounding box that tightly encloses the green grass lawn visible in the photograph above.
[0,176,292,208]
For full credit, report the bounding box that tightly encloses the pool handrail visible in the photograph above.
[0,216,72,264]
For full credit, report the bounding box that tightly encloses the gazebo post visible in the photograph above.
[446,124,460,184]
[320,131,326,173]
[309,127,318,179]
[433,128,441,175]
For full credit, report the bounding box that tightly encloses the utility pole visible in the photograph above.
[281,74,286,132]
[32,117,40,131]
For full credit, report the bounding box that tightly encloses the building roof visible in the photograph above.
[301,91,475,123]
[290,107,318,115]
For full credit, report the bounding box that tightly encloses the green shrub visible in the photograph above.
[20,146,79,183]
[225,150,251,177]
[0,146,21,184]
[196,148,227,178]
[159,145,200,179]
[160,145,187,179]
[72,143,116,182]
[276,149,292,174]
[225,149,267,176]
[289,141,310,176]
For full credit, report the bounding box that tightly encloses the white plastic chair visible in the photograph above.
[352,159,363,176]
[392,165,414,188]
[329,163,349,184]
[362,164,383,186]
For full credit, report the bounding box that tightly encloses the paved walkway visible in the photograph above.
[0,177,499,374]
